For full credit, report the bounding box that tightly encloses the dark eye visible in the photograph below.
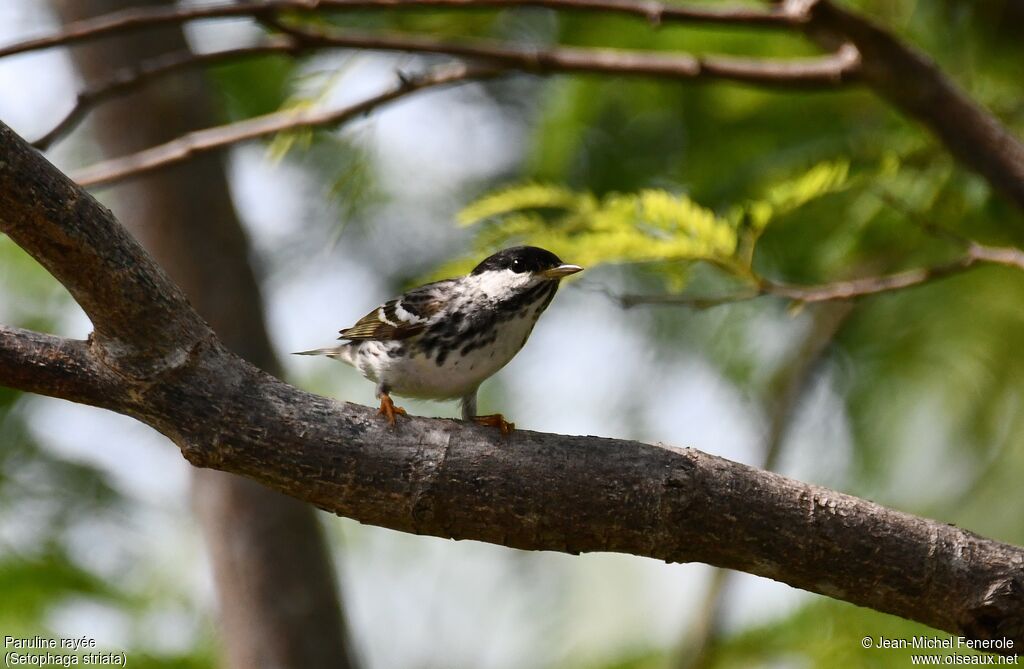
[510,258,523,271]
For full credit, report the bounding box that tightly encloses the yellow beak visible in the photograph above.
[542,264,584,279]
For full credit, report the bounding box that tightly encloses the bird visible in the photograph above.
[294,246,582,433]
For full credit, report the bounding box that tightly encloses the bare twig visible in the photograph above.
[33,37,304,150]
[71,62,503,187]
[272,21,860,86]
[0,0,1021,210]
[759,256,976,303]
[620,241,1024,308]
[0,0,797,61]
[0,1,273,59]
[878,190,1024,270]
[303,0,801,26]
[6,0,1018,211]
[70,32,858,188]
[965,242,1024,270]
[872,188,975,247]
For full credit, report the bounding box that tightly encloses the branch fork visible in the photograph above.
[1,117,1023,651]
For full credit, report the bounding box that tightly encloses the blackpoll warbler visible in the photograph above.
[295,246,582,433]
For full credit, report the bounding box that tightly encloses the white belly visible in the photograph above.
[347,312,541,400]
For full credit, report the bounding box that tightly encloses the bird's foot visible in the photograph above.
[472,413,515,436]
[377,393,407,426]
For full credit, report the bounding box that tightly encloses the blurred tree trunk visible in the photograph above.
[49,2,356,667]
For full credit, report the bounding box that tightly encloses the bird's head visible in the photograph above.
[470,246,583,294]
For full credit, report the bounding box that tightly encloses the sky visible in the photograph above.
[0,2,851,666]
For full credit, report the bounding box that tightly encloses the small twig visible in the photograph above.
[764,241,1024,302]
[71,62,503,188]
[758,256,976,303]
[619,242,1024,309]
[269,22,861,87]
[0,1,280,60]
[880,191,1024,268]
[872,187,974,247]
[33,37,303,150]
[1,0,1020,212]
[967,242,1024,269]
[65,23,859,187]
[0,0,799,61]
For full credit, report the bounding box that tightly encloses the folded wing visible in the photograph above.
[338,280,452,341]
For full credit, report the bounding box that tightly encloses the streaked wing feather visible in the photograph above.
[338,281,451,341]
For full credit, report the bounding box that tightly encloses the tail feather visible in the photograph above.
[292,344,354,365]
[293,347,340,356]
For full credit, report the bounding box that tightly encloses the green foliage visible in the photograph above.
[441,158,855,283]
[0,239,215,668]
[265,64,355,163]
[0,553,117,627]
[463,184,735,262]
[261,64,381,237]
[747,159,852,230]
[0,235,74,331]
[210,56,297,121]
[703,596,1001,669]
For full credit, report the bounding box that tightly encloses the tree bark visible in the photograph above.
[47,2,355,667]
[1,117,1022,653]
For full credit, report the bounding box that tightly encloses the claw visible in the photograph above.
[377,393,407,426]
[473,413,515,436]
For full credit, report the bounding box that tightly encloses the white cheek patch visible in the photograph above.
[472,269,534,301]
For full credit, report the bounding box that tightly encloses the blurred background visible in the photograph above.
[1,0,1023,667]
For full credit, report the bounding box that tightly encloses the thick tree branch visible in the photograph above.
[0,126,209,373]
[3,326,1023,651]
[1,117,1023,652]
[0,326,117,408]
[70,62,502,187]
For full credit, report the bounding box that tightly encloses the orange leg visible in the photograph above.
[473,413,515,436]
[377,392,407,426]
